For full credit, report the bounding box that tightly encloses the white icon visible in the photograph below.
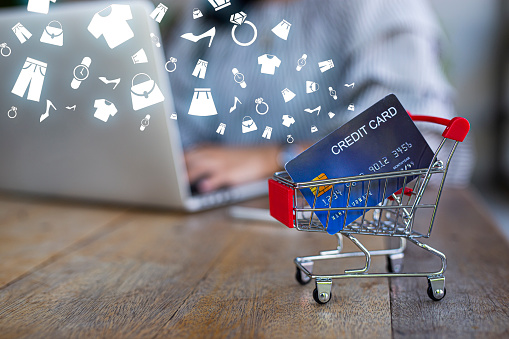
[216,122,226,135]
[328,111,335,119]
[255,98,269,115]
[318,59,334,73]
[241,116,257,133]
[272,19,291,40]
[71,57,91,90]
[188,88,218,116]
[230,12,257,47]
[306,81,319,94]
[150,3,167,23]
[40,20,63,46]
[296,54,307,71]
[165,57,177,72]
[11,57,47,102]
[0,43,11,57]
[232,68,246,88]
[262,126,272,140]
[27,0,56,14]
[12,23,32,44]
[192,59,208,79]
[98,76,120,90]
[94,99,117,122]
[193,8,203,19]
[209,0,231,11]
[282,114,295,127]
[328,86,337,100]
[311,125,318,133]
[132,48,148,64]
[229,97,241,113]
[40,99,56,122]
[88,4,134,49]
[150,33,161,47]
[258,54,281,75]
[348,104,355,111]
[66,105,76,111]
[344,82,355,88]
[170,112,177,120]
[130,73,165,111]
[7,106,17,119]
[304,106,321,116]
[181,27,216,48]
[287,135,294,144]
[140,114,150,131]
[281,88,296,103]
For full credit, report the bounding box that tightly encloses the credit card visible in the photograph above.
[285,94,434,234]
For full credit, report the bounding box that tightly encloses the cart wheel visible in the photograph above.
[386,254,404,273]
[313,287,331,304]
[295,267,311,285]
[427,285,446,301]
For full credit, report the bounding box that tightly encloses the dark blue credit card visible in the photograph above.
[285,94,434,234]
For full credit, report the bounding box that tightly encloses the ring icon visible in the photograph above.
[287,135,294,144]
[230,12,257,47]
[7,106,17,119]
[165,57,177,72]
[255,97,269,115]
[0,43,11,57]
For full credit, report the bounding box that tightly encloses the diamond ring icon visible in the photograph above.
[255,98,269,115]
[230,12,257,47]
[165,57,177,72]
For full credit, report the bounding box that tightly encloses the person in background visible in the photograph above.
[166,0,474,193]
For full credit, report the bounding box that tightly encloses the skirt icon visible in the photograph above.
[272,20,291,40]
[188,88,218,116]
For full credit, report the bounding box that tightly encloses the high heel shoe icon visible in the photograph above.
[40,99,56,122]
[180,27,216,48]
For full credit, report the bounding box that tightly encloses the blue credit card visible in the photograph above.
[285,94,434,234]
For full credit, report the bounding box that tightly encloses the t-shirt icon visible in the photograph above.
[258,54,281,75]
[94,99,117,122]
[88,4,134,49]
[282,114,295,127]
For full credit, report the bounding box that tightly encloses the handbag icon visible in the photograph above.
[40,20,63,46]
[241,116,257,133]
[130,73,165,111]
[311,125,318,133]
[193,8,203,19]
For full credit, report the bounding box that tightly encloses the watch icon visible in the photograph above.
[140,114,150,131]
[296,53,307,71]
[71,57,91,89]
[232,68,246,88]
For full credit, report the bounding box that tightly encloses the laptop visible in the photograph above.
[0,1,268,211]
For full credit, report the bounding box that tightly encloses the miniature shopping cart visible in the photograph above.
[268,114,470,304]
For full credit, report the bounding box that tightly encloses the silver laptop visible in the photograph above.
[0,1,267,211]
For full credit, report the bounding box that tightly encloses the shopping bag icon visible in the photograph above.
[193,8,203,19]
[188,88,218,116]
[130,73,165,111]
[241,116,257,133]
[40,20,63,46]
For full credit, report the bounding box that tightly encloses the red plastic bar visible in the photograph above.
[407,111,470,142]
[268,179,294,228]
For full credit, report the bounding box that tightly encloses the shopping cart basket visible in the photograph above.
[268,113,470,304]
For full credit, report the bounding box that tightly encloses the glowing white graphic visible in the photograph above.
[11,57,47,102]
[66,105,76,111]
[7,106,18,119]
[306,81,319,93]
[232,68,246,88]
[344,82,355,88]
[304,106,321,116]
[208,0,231,11]
[181,27,216,48]
[229,97,241,113]
[296,54,307,71]
[98,76,120,89]
[258,54,281,75]
[192,59,208,79]
[140,114,150,131]
[193,8,203,19]
[40,21,63,46]
[328,86,337,100]
[255,98,269,115]
[241,116,257,133]
[0,43,11,57]
[348,104,355,111]
[272,20,291,40]
[262,126,272,139]
[282,115,295,127]
[281,88,296,103]
[188,88,218,116]
[130,73,165,111]
[318,59,334,73]
[150,3,167,23]
[230,12,257,47]
[27,0,56,14]
[71,57,91,90]
[94,99,117,122]
[150,33,161,48]
[165,57,177,72]
[287,135,294,143]
[88,4,134,49]
[132,48,148,64]
[311,125,318,133]
[40,99,56,122]
[12,23,32,44]
[328,111,335,119]
[216,122,226,135]
[170,112,177,120]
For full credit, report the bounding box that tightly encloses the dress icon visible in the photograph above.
[11,57,47,102]
[188,88,218,116]
[12,23,32,44]
[150,3,167,23]
[27,0,56,14]
[88,4,134,49]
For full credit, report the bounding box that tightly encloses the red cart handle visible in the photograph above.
[407,111,470,142]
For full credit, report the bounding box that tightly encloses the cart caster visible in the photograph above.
[295,261,313,285]
[313,278,332,304]
[387,253,404,273]
[427,277,446,301]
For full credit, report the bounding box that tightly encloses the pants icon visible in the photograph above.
[192,59,208,79]
[272,19,291,40]
[262,126,272,139]
[216,123,226,135]
[150,3,168,23]
[281,88,296,103]
[12,22,32,44]
[11,57,47,102]
[318,59,334,73]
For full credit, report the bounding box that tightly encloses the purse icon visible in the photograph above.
[193,8,203,19]
[241,116,257,133]
[311,125,318,133]
[130,73,165,111]
[40,20,63,46]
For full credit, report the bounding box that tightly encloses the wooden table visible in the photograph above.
[0,188,508,338]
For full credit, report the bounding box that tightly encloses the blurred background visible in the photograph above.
[2,0,508,238]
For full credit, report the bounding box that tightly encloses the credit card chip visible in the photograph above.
[311,173,333,197]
